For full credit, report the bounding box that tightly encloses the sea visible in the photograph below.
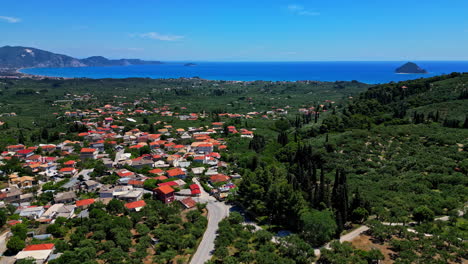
[20,61,468,84]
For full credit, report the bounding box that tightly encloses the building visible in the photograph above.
[15,243,55,263]
[76,198,95,208]
[180,197,197,209]
[154,185,175,204]
[166,168,186,179]
[54,191,77,204]
[124,200,146,211]
[80,148,98,160]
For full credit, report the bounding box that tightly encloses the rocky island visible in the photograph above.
[184,63,197,66]
[395,62,428,74]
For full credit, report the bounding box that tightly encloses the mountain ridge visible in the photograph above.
[0,46,163,69]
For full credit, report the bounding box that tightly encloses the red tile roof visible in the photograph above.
[180,197,197,208]
[189,184,200,190]
[155,185,175,195]
[24,243,55,251]
[166,168,185,177]
[124,200,146,209]
[210,174,230,183]
[76,199,95,207]
[149,168,164,174]
[80,148,97,153]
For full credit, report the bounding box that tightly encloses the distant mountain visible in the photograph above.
[395,62,428,74]
[0,46,162,69]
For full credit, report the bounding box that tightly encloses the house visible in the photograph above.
[154,185,175,204]
[19,193,34,203]
[128,180,144,188]
[15,243,55,263]
[59,167,77,176]
[124,200,146,212]
[7,144,25,152]
[191,167,205,175]
[148,168,164,175]
[190,184,201,196]
[180,197,197,209]
[16,149,34,158]
[81,180,101,191]
[54,191,77,204]
[9,175,35,188]
[131,159,154,169]
[90,140,105,151]
[196,143,213,154]
[76,198,95,208]
[118,190,144,202]
[19,206,45,219]
[80,148,98,160]
[209,174,231,184]
[116,169,135,178]
[41,203,75,219]
[166,168,186,179]
[63,160,76,167]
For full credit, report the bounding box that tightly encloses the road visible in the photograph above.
[189,178,231,264]
[0,231,15,264]
[0,231,10,256]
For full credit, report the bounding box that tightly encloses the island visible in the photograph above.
[184,63,197,67]
[395,62,428,74]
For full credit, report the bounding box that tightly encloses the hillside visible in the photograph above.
[0,46,162,69]
[344,72,468,126]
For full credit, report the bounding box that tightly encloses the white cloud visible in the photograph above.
[287,5,320,16]
[0,16,21,23]
[136,32,184,41]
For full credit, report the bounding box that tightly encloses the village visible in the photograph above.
[0,100,268,263]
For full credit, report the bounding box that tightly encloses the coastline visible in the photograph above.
[5,62,468,83]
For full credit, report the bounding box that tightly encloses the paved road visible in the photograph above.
[0,231,10,256]
[189,178,231,264]
[0,231,15,264]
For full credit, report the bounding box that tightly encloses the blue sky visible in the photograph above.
[1,0,467,61]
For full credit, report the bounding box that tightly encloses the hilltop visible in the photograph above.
[0,46,162,69]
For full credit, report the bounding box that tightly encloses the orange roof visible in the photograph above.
[80,148,96,153]
[59,167,75,172]
[128,180,144,186]
[210,174,230,183]
[152,176,168,181]
[155,185,175,195]
[76,199,95,207]
[24,243,54,251]
[124,200,146,209]
[149,168,164,174]
[166,168,185,177]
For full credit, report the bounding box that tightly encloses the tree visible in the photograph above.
[412,206,434,223]
[351,207,369,224]
[279,234,316,264]
[300,209,337,246]
[11,223,28,240]
[106,199,125,214]
[7,236,25,254]
[16,258,36,264]
[41,128,49,140]
[0,209,7,227]
[136,223,150,236]
[47,223,66,238]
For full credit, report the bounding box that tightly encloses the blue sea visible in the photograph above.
[20,61,468,84]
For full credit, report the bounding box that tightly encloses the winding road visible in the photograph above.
[189,178,231,264]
